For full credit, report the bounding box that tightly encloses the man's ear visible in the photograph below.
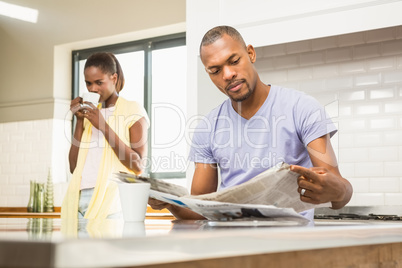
[247,44,256,63]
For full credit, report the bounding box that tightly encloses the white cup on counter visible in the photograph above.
[123,222,146,237]
[81,92,100,109]
[118,183,150,222]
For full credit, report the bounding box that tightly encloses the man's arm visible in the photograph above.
[291,134,353,209]
[148,162,219,220]
[190,163,219,195]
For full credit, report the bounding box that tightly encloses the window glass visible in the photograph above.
[116,51,144,105]
[151,46,187,173]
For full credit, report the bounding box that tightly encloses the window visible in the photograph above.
[72,33,187,179]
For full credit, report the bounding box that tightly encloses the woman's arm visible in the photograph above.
[101,116,149,174]
[68,118,84,173]
[68,97,86,173]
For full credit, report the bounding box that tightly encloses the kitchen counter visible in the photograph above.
[1,218,402,268]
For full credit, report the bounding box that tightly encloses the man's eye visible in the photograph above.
[211,69,220,75]
[232,58,240,65]
[97,82,102,85]
[207,69,220,75]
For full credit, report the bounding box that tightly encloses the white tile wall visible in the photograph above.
[255,25,402,206]
[0,119,70,207]
[385,193,402,206]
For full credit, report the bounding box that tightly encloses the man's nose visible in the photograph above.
[222,65,236,81]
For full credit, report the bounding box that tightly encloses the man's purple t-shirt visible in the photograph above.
[188,85,337,194]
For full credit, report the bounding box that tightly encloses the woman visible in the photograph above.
[62,52,149,220]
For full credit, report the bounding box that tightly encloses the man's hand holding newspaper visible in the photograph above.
[114,162,330,222]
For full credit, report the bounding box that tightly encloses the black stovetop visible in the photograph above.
[315,213,402,221]
[315,206,402,221]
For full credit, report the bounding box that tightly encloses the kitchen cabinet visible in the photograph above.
[187,0,402,49]
[1,217,402,267]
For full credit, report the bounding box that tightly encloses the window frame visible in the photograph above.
[71,33,186,179]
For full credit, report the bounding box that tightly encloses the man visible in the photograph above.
[149,26,352,221]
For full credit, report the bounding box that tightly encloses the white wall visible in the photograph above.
[0,119,70,206]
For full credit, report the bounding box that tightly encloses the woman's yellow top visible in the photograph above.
[61,97,149,220]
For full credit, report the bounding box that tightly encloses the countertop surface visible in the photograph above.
[1,217,402,267]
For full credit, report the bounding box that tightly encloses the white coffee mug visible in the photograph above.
[118,183,151,222]
[81,92,100,109]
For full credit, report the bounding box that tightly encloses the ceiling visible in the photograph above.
[0,0,186,46]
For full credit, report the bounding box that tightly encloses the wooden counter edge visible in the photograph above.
[0,207,60,218]
[0,207,176,220]
[136,242,402,268]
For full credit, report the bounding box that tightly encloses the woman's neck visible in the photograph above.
[103,92,119,108]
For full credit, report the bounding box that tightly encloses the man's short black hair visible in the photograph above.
[200,25,246,55]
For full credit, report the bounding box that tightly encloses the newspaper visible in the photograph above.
[114,162,330,221]
[148,189,308,223]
